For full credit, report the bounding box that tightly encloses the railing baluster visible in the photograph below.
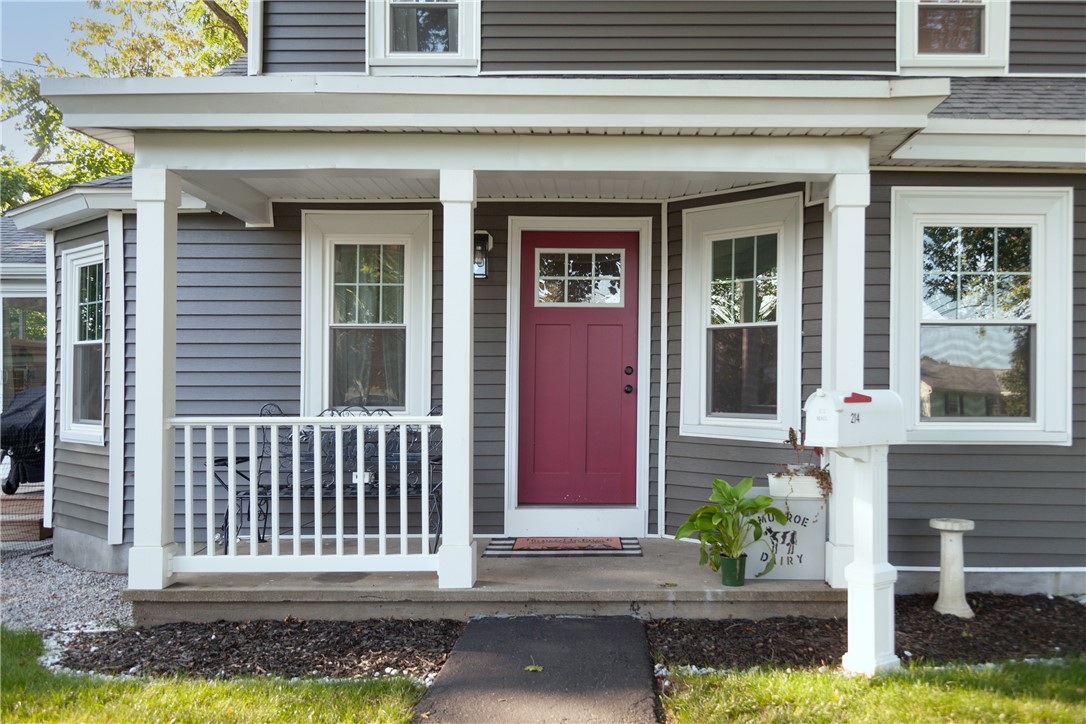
[378,425,387,556]
[356,423,365,556]
[399,423,408,555]
[227,426,237,555]
[183,425,194,556]
[292,424,301,555]
[335,425,344,556]
[421,424,430,556]
[270,424,280,557]
[205,425,215,557]
[248,425,258,557]
[313,424,322,556]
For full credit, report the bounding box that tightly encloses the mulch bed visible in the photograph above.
[56,594,1085,680]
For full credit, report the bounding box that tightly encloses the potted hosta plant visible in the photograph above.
[674,476,787,586]
[768,427,832,500]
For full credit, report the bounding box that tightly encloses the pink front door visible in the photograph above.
[518,231,639,505]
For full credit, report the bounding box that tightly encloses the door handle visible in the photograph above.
[624,385,633,394]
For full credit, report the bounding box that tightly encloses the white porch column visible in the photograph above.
[128,169,181,590]
[437,169,478,588]
[822,173,870,589]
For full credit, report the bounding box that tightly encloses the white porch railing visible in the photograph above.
[169,414,442,574]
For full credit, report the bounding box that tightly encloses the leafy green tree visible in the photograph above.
[1,1,247,212]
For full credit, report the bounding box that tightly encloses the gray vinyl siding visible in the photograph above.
[1009,0,1086,75]
[481,1,897,73]
[870,171,1086,569]
[53,221,111,540]
[665,176,1085,571]
[262,0,366,73]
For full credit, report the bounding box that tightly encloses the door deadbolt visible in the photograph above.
[624,366,634,375]
[624,384,634,394]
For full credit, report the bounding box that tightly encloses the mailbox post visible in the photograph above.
[805,389,904,675]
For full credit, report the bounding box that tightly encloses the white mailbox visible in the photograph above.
[804,389,905,448]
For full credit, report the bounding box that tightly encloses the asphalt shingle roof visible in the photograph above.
[931,77,1086,120]
[0,214,46,265]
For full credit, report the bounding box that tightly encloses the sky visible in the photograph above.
[1,0,96,161]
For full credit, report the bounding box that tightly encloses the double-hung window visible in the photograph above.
[303,212,431,415]
[899,0,1009,74]
[368,0,479,73]
[681,194,803,442]
[891,188,1072,445]
[60,243,105,444]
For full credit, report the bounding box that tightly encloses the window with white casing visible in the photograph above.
[891,188,1072,445]
[60,243,105,444]
[899,0,1009,74]
[302,212,431,415]
[681,193,803,443]
[368,0,479,73]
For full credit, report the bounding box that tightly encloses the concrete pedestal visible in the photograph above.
[930,517,975,619]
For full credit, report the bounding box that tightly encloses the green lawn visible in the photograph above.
[661,658,1086,723]
[1,627,424,723]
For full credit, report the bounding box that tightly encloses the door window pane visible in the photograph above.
[536,249,623,306]
[920,324,1032,419]
[919,1,984,54]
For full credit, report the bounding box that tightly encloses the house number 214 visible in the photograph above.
[850,413,861,423]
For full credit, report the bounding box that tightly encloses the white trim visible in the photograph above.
[504,216,653,538]
[892,119,1086,168]
[657,201,668,537]
[58,241,106,446]
[366,0,480,75]
[898,0,1010,75]
[106,212,125,544]
[679,192,804,443]
[301,211,432,415]
[890,187,1073,445]
[247,0,264,76]
[6,187,206,232]
[43,231,56,525]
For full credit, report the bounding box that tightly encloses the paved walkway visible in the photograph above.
[415,616,657,723]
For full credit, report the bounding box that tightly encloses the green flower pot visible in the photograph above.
[721,555,747,586]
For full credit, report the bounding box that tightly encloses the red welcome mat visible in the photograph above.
[483,537,641,557]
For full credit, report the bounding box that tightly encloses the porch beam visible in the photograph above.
[128,168,181,590]
[822,172,870,589]
[180,172,273,227]
[437,169,478,589]
[135,133,872,178]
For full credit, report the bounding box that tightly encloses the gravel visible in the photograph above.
[0,545,133,632]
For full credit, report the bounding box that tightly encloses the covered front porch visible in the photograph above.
[124,537,845,625]
[41,75,949,594]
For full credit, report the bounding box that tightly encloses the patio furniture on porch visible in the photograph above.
[212,403,442,553]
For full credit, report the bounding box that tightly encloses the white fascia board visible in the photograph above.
[42,76,949,140]
[893,119,1086,167]
[7,187,207,231]
[135,132,873,177]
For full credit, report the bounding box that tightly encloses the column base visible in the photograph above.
[438,540,478,589]
[825,541,853,588]
[842,650,901,677]
[127,544,176,590]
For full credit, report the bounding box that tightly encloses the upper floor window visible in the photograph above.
[899,0,1009,74]
[60,243,105,445]
[368,0,479,74]
[680,193,803,443]
[890,188,1072,445]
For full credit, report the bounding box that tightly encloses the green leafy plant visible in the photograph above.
[674,476,787,578]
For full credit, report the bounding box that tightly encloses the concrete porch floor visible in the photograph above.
[126,538,846,625]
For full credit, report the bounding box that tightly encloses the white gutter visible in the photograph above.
[7,186,208,232]
[893,118,1086,167]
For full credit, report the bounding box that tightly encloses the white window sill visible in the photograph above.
[904,424,1072,447]
[369,56,478,67]
[679,419,791,445]
[60,426,104,446]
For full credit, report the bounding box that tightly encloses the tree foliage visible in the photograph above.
[1,1,247,212]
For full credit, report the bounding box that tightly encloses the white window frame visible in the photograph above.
[367,0,480,74]
[890,187,1073,446]
[59,242,105,445]
[302,211,431,415]
[680,193,803,443]
[898,0,1009,75]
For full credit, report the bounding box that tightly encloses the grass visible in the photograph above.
[661,657,1086,723]
[1,627,424,723]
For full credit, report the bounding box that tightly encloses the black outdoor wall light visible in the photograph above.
[473,231,493,279]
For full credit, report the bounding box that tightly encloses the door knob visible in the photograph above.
[624,385,633,394]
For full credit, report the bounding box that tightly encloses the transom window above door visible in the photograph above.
[535,249,624,307]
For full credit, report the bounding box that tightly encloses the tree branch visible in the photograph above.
[202,1,247,51]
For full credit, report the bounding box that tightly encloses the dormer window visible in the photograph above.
[899,0,1008,75]
[369,0,479,74]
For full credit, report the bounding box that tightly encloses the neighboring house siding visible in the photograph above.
[480,1,897,73]
[1009,0,1086,74]
[870,171,1086,570]
[263,0,366,73]
[53,221,110,540]
[665,175,1085,571]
